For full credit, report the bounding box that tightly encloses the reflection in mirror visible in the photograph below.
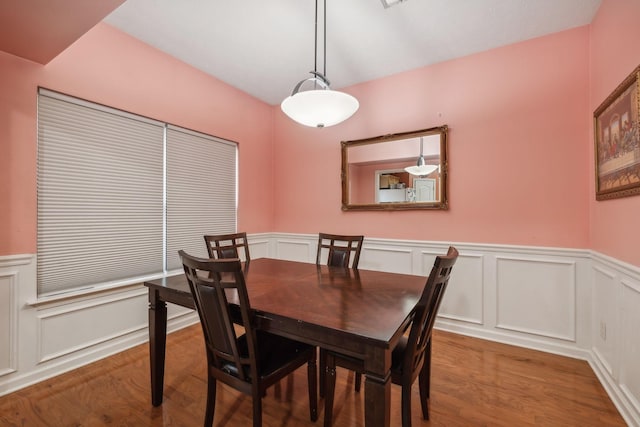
[341,126,448,210]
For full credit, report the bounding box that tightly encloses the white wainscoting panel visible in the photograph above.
[0,271,17,376]
[592,264,618,377]
[495,256,576,341]
[275,238,314,263]
[619,277,640,418]
[248,236,270,259]
[590,252,640,427]
[360,246,413,274]
[438,251,484,325]
[36,289,148,363]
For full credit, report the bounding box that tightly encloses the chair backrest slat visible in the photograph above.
[316,233,364,269]
[179,250,256,382]
[204,232,251,262]
[403,246,458,381]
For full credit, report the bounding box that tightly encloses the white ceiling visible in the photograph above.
[103,0,601,106]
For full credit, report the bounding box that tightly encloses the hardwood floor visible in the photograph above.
[0,326,625,426]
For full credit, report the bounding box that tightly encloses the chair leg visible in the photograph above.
[308,358,318,422]
[401,382,413,427]
[354,372,362,392]
[419,339,432,420]
[319,348,326,398]
[419,368,429,420]
[424,339,432,398]
[204,375,216,427]
[252,392,262,427]
[324,353,337,427]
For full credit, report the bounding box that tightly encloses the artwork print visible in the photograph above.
[594,65,640,200]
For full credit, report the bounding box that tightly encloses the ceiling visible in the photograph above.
[2,1,602,106]
[0,0,125,64]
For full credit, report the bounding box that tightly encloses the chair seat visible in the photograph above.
[223,332,315,380]
[256,332,316,377]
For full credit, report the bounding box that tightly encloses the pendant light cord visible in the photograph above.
[323,0,327,77]
[314,0,318,75]
[313,0,328,84]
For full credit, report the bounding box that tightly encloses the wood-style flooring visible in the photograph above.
[0,326,626,426]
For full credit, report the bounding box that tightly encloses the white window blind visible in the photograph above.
[165,126,237,271]
[37,90,238,297]
[37,90,165,296]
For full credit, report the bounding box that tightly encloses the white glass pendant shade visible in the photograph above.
[405,136,437,176]
[281,89,359,128]
[405,163,438,176]
[405,152,438,176]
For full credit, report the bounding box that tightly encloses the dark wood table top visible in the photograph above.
[145,257,427,348]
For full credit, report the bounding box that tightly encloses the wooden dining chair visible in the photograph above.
[316,232,365,395]
[203,232,250,262]
[323,246,459,427]
[316,233,364,269]
[179,250,318,427]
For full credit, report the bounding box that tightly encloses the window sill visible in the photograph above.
[28,270,183,308]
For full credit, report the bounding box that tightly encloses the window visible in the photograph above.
[165,126,237,271]
[37,89,237,297]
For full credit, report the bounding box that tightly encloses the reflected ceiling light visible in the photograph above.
[405,137,438,176]
[281,0,359,128]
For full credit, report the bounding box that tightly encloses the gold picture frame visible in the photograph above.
[594,65,640,200]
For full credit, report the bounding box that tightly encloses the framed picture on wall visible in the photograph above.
[593,65,640,200]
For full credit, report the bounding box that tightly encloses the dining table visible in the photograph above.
[144,257,427,427]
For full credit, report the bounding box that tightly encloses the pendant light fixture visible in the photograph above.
[281,0,359,128]
[405,137,438,176]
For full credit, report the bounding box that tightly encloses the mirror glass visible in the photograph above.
[341,126,448,210]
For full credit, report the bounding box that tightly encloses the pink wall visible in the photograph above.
[0,23,275,256]
[273,27,590,249]
[4,4,638,266]
[589,0,640,267]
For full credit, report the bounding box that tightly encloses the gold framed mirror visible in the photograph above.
[341,125,448,211]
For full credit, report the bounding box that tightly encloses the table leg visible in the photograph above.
[148,289,167,406]
[364,370,391,427]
